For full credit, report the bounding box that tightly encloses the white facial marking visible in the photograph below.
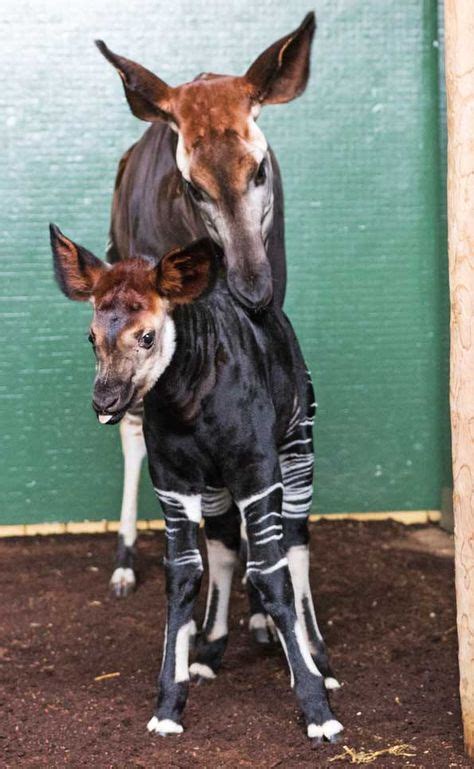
[133,314,176,398]
[175,131,191,181]
[175,620,194,683]
[98,413,113,424]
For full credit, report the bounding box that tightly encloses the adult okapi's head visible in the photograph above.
[50,224,215,424]
[96,12,316,309]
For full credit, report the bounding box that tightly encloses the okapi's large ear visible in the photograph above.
[95,40,173,123]
[155,239,215,305]
[49,224,106,301]
[245,12,316,105]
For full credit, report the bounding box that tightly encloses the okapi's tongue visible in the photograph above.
[98,414,113,424]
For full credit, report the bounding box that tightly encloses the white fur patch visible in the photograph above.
[325,677,341,690]
[204,538,237,639]
[294,620,321,676]
[119,413,147,547]
[307,719,344,740]
[154,489,202,523]
[189,662,216,680]
[110,567,135,589]
[147,716,183,735]
[176,132,191,181]
[276,628,295,688]
[175,620,194,683]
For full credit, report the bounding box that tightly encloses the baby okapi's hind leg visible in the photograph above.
[238,479,343,742]
[190,500,238,681]
[110,411,147,597]
[280,386,340,690]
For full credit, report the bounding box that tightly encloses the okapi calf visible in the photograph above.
[95,12,316,599]
[49,226,342,742]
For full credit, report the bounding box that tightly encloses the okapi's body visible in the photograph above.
[96,13,316,602]
[49,229,343,742]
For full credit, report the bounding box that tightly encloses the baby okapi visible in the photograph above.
[49,225,343,742]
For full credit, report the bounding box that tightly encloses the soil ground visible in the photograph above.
[0,521,470,769]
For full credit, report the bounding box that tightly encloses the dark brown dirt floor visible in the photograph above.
[0,521,471,769]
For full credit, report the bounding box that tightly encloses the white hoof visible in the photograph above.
[189,662,216,680]
[110,567,136,598]
[325,676,341,690]
[307,718,344,741]
[147,716,183,736]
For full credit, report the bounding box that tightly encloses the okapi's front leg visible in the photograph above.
[190,504,238,681]
[110,412,147,597]
[147,490,203,736]
[238,480,343,743]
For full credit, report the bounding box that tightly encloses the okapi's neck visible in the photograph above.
[154,290,223,423]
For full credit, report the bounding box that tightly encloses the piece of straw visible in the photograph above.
[329,744,415,764]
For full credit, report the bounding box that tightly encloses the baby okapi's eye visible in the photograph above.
[255,158,267,186]
[139,331,155,349]
[88,330,95,345]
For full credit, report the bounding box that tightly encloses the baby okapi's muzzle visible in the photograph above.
[92,377,136,425]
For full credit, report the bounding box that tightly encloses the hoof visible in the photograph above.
[147,716,183,736]
[110,567,136,598]
[307,719,344,743]
[249,613,278,645]
[189,662,216,683]
[325,676,341,690]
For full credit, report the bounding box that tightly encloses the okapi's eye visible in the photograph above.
[139,331,155,349]
[255,159,267,186]
[88,330,95,345]
[186,180,204,203]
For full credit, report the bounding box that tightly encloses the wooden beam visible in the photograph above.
[445,0,474,757]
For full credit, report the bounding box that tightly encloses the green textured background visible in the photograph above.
[0,0,449,524]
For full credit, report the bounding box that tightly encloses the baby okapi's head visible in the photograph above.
[50,225,214,424]
[96,12,316,309]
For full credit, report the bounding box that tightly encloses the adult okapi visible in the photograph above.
[95,13,317,613]
[49,227,343,742]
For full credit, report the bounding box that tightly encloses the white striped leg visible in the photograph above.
[238,481,342,742]
[148,491,203,736]
[110,412,147,597]
[287,544,340,690]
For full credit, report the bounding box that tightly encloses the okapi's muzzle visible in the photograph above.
[92,377,136,425]
[226,256,273,310]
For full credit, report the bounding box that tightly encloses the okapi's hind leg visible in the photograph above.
[110,410,146,597]
[280,385,340,689]
[190,495,238,681]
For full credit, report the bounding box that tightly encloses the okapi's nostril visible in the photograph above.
[93,393,120,413]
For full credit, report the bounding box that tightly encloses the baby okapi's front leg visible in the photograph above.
[147,490,203,736]
[110,412,147,597]
[238,481,343,743]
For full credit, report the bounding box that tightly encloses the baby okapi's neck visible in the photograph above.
[154,297,222,423]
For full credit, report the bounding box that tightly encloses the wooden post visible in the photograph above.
[445,0,474,757]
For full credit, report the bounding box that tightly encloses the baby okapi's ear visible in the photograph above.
[95,40,173,123]
[49,224,106,301]
[155,239,215,305]
[245,11,316,105]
